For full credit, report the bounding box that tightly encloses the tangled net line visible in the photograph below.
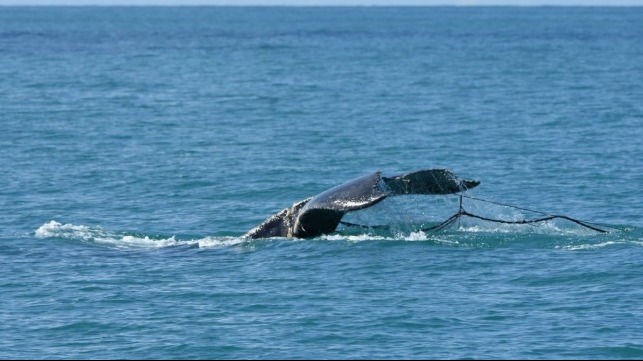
[340,195,610,234]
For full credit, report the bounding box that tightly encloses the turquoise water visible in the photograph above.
[1,6,642,359]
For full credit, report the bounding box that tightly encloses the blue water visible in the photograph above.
[2,6,643,359]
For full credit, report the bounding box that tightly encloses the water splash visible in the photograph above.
[34,218,640,251]
[35,220,247,250]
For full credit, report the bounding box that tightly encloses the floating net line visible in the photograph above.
[340,194,611,234]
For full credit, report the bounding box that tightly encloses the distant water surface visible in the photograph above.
[1,6,642,359]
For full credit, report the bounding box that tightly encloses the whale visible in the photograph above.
[244,169,479,239]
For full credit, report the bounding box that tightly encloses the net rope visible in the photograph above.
[340,194,611,234]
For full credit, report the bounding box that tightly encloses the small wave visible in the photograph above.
[455,219,601,236]
[322,233,392,242]
[560,241,619,251]
[35,220,640,251]
[558,239,643,251]
[35,221,246,250]
[321,230,452,244]
[320,226,643,250]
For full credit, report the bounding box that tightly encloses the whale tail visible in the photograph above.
[382,169,479,196]
[245,168,479,239]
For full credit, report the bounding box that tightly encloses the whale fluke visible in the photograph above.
[245,168,479,239]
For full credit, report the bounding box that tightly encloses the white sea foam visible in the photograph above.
[406,230,428,241]
[36,221,98,240]
[36,220,633,250]
[35,220,247,249]
[322,230,435,242]
[455,219,600,236]
[322,233,391,242]
[559,241,619,251]
[557,238,643,250]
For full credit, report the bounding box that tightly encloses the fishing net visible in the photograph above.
[339,194,610,234]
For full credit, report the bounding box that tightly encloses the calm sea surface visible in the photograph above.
[1,6,642,359]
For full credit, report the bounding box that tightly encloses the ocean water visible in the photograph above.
[1,6,642,359]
